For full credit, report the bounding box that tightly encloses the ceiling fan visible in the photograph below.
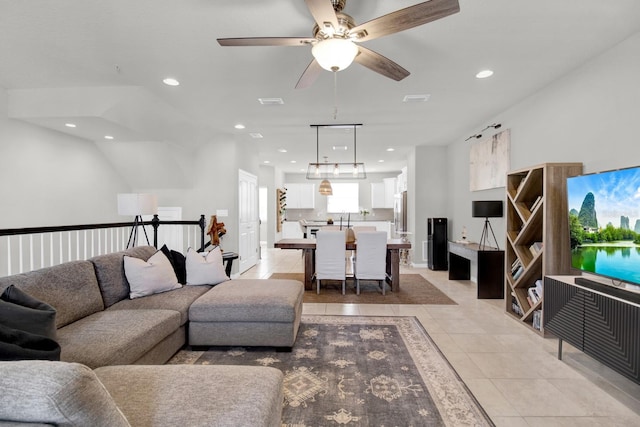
[217,0,460,89]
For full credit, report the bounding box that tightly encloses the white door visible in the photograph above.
[238,169,258,273]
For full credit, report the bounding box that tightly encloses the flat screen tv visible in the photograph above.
[567,165,640,288]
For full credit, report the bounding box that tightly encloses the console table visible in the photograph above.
[448,241,504,299]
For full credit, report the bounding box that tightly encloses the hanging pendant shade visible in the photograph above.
[319,179,333,195]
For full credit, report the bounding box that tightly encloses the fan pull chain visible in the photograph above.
[333,71,338,120]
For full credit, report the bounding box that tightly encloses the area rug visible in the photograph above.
[267,273,457,305]
[169,315,493,426]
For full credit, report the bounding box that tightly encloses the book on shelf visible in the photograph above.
[527,287,540,304]
[513,265,524,280]
[511,293,523,316]
[528,241,543,256]
[511,258,522,273]
[532,310,542,330]
[534,279,543,299]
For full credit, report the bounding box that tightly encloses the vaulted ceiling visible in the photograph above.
[2,0,640,180]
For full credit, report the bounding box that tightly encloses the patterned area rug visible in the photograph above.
[267,273,457,305]
[169,316,493,426]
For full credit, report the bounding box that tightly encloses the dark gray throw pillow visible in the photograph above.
[0,285,57,339]
[160,244,187,284]
[0,285,60,361]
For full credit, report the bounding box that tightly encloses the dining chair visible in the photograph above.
[353,231,388,295]
[315,229,347,295]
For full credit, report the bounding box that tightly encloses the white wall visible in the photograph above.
[0,89,131,228]
[444,31,640,246]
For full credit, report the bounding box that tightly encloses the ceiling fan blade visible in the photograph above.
[349,0,460,42]
[295,59,323,89]
[304,0,339,33]
[354,46,410,81]
[218,37,315,47]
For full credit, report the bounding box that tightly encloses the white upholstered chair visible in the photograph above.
[353,231,388,295]
[315,229,347,295]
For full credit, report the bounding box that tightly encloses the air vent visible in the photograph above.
[258,97,284,105]
[403,94,430,103]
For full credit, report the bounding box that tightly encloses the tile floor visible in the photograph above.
[240,245,640,426]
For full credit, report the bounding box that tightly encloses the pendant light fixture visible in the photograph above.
[306,124,366,185]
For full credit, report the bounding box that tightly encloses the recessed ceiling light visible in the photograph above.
[332,145,348,151]
[290,160,297,164]
[249,133,263,139]
[162,77,180,86]
[263,160,270,164]
[476,69,494,79]
[386,148,395,152]
[378,160,385,163]
[278,148,287,153]
[104,135,114,140]
[300,168,305,172]
[403,94,430,103]
[258,97,284,105]
[65,123,76,128]
[234,124,245,130]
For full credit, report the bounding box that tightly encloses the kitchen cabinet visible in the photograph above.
[371,178,396,208]
[284,183,315,209]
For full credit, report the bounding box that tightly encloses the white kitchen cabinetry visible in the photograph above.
[284,183,315,209]
[371,178,396,208]
[371,183,386,208]
[383,177,396,208]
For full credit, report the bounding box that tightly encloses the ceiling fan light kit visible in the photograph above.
[217,0,460,88]
[311,38,358,71]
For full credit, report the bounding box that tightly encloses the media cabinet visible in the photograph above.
[544,275,640,385]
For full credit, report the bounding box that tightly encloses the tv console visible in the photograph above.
[544,275,640,385]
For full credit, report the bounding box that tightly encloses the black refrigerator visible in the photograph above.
[427,218,448,270]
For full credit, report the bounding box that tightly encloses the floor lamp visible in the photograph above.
[117,193,158,249]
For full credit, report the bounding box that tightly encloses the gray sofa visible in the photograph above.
[0,245,304,426]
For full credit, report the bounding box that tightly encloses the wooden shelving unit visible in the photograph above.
[504,162,582,335]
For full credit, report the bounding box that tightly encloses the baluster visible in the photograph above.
[40,234,44,269]
[76,230,80,261]
[7,237,11,276]
[49,233,54,267]
[29,234,34,272]
[59,233,63,265]
[18,235,24,273]
[67,231,72,262]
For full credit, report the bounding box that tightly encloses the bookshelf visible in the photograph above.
[505,162,583,334]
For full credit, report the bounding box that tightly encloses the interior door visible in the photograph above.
[238,169,258,273]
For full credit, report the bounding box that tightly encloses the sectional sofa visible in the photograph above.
[0,245,304,426]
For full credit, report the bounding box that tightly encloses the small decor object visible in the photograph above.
[327,218,333,225]
[207,215,226,248]
[360,208,370,219]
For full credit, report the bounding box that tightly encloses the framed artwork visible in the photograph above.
[469,129,510,191]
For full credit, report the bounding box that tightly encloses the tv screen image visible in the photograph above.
[567,165,640,286]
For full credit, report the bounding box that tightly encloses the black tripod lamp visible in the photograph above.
[472,200,503,250]
[117,193,158,248]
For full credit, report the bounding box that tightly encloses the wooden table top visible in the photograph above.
[274,238,411,250]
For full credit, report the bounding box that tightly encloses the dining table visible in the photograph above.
[274,238,411,292]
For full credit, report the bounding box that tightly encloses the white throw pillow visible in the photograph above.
[185,247,230,286]
[124,250,182,299]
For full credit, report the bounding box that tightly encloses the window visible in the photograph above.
[327,183,359,214]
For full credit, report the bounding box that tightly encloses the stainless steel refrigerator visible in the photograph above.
[393,191,407,235]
